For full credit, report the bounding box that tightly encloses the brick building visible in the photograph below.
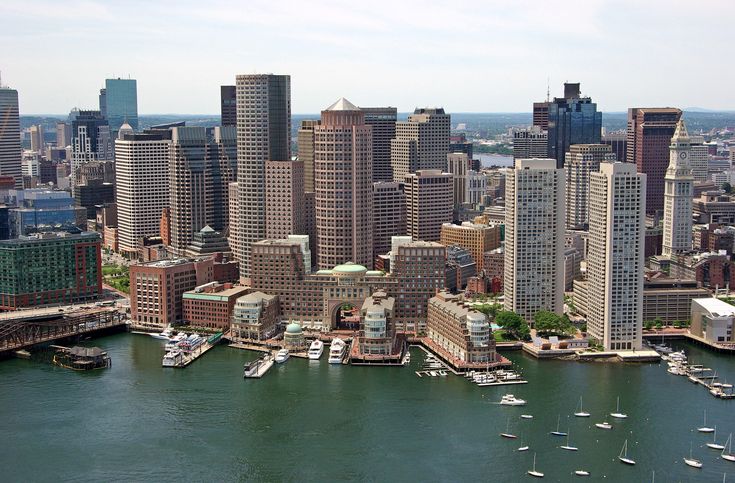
[182,282,249,330]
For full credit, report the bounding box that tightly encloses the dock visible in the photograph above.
[244,352,275,378]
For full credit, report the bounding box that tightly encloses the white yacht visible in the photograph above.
[162,350,183,367]
[308,340,324,360]
[574,470,590,477]
[499,394,526,406]
[164,333,187,352]
[328,338,346,364]
[595,422,613,430]
[275,349,290,363]
[150,326,174,340]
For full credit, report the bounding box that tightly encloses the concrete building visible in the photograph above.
[601,130,626,163]
[565,144,615,229]
[691,298,735,344]
[445,245,476,292]
[228,182,239,260]
[447,152,470,207]
[361,107,397,182]
[465,170,487,207]
[220,85,236,127]
[29,124,44,153]
[404,169,453,242]
[230,291,280,341]
[669,252,735,290]
[373,182,406,260]
[693,191,735,224]
[71,110,113,192]
[689,135,709,183]
[662,120,694,256]
[440,221,501,271]
[504,158,565,322]
[586,162,645,351]
[182,282,249,330]
[642,278,710,324]
[357,290,396,356]
[626,107,682,216]
[56,122,71,149]
[235,74,291,278]
[265,160,305,240]
[314,98,373,269]
[693,224,734,255]
[564,247,583,291]
[391,108,450,182]
[513,126,548,160]
[546,83,602,168]
[297,119,320,193]
[0,87,24,189]
[115,132,170,255]
[532,101,549,130]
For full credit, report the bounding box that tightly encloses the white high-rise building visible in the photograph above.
[587,162,645,351]
[115,132,170,254]
[512,126,548,160]
[503,158,565,322]
[689,135,709,183]
[662,120,693,257]
[565,144,616,229]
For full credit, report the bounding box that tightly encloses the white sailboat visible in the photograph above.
[560,429,578,451]
[610,396,627,419]
[708,426,726,451]
[527,453,544,478]
[684,442,703,469]
[550,415,567,436]
[595,421,612,430]
[618,439,635,465]
[722,433,735,462]
[500,417,517,439]
[574,396,590,417]
[518,432,529,452]
[698,409,715,433]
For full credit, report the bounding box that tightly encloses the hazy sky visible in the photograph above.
[1,0,732,115]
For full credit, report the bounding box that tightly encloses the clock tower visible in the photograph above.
[662,119,693,257]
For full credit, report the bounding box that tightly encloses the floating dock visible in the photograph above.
[244,352,275,378]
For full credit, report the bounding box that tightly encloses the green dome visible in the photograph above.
[332,262,367,274]
[285,322,302,334]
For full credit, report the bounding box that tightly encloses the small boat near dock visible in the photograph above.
[244,352,275,378]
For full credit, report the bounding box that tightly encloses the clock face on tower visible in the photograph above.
[679,151,688,159]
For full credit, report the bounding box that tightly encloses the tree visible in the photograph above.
[533,311,575,336]
[724,182,733,194]
[495,310,531,341]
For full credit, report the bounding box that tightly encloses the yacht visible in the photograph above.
[151,326,174,340]
[520,414,534,419]
[162,350,183,367]
[499,394,526,406]
[574,470,590,476]
[275,349,290,363]
[618,439,635,465]
[164,333,187,352]
[560,430,578,451]
[610,396,627,419]
[308,340,324,360]
[328,338,346,364]
[595,422,613,430]
[500,418,517,439]
[243,353,272,378]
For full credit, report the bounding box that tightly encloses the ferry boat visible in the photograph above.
[275,348,290,363]
[308,340,324,360]
[328,338,346,364]
[162,350,183,367]
[499,394,526,406]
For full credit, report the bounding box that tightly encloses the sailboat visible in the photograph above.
[574,396,590,417]
[618,439,635,465]
[708,426,726,450]
[574,470,590,476]
[500,417,517,439]
[722,433,735,462]
[697,409,715,433]
[560,429,578,451]
[518,432,529,452]
[610,396,627,419]
[684,442,703,468]
[527,453,544,478]
[595,421,612,430]
[550,415,567,436]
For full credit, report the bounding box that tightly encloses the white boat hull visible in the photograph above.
[574,412,590,417]
[707,443,725,450]
[560,445,578,451]
[618,457,635,465]
[683,458,702,468]
[610,413,627,419]
[574,471,590,476]
[527,471,544,478]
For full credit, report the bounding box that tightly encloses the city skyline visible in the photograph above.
[1,0,734,114]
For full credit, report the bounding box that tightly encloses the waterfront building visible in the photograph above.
[0,232,101,310]
[220,85,236,127]
[404,169,453,242]
[265,160,305,240]
[297,119,320,193]
[357,290,396,356]
[0,87,22,189]
[314,98,373,269]
[391,108,450,182]
[503,158,564,322]
[283,322,306,350]
[586,162,645,351]
[372,181,406,260]
[102,78,138,133]
[662,120,694,256]
[512,126,548,160]
[440,221,501,271]
[115,132,170,255]
[427,291,497,364]
[565,144,615,229]
[362,107,397,182]
[546,83,602,168]
[71,110,113,192]
[690,298,735,344]
[230,291,280,341]
[235,74,291,278]
[182,282,249,330]
[626,107,682,216]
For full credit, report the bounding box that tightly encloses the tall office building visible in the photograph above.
[103,78,138,132]
[565,144,615,229]
[546,82,602,168]
[265,160,305,240]
[115,132,170,254]
[361,106,397,182]
[71,110,113,191]
[533,101,549,130]
[626,107,682,216]
[29,125,44,152]
[220,85,236,127]
[404,169,453,242]
[447,152,470,207]
[297,119,320,193]
[504,159,564,321]
[513,126,548,160]
[373,181,406,260]
[688,135,709,183]
[662,120,694,257]
[235,74,291,278]
[601,130,626,163]
[587,162,645,351]
[0,87,22,189]
[56,122,71,148]
[228,181,240,260]
[391,108,450,182]
[314,98,373,269]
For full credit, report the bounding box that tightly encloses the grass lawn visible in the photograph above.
[493,330,518,342]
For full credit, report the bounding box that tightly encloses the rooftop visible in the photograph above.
[693,298,735,318]
[325,97,359,111]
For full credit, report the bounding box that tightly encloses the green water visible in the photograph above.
[2,334,734,482]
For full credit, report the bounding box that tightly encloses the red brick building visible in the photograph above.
[182,282,249,330]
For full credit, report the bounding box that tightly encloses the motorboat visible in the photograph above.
[574,470,590,476]
[150,326,174,340]
[164,333,187,352]
[520,414,534,419]
[610,396,627,419]
[308,339,324,360]
[162,350,183,367]
[618,439,635,465]
[574,396,590,417]
[707,427,726,450]
[527,453,544,478]
[596,422,612,430]
[697,409,715,433]
[275,349,290,363]
[328,338,346,364]
[653,344,673,354]
[499,394,526,406]
[684,442,703,469]
[550,415,567,436]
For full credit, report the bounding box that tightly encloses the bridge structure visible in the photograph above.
[0,306,127,354]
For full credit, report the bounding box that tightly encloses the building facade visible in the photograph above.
[265,160,305,240]
[513,126,548,160]
[230,291,280,341]
[373,181,406,261]
[546,83,602,168]
[404,169,453,242]
[362,107,397,182]
[662,120,694,256]
[0,87,23,189]
[391,108,450,182]
[440,222,501,271]
[220,85,236,127]
[565,144,615,229]
[182,282,249,330]
[103,78,138,133]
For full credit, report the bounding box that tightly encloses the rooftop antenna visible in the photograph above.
[546,77,550,102]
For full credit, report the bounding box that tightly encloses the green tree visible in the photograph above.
[724,182,733,194]
[495,310,531,341]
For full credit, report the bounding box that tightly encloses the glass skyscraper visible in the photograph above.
[546,83,602,168]
[101,78,138,132]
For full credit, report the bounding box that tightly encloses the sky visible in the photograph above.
[1,0,732,115]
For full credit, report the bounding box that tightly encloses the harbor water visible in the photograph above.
[1,333,734,482]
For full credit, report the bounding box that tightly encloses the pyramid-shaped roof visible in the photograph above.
[673,119,690,139]
[325,97,359,111]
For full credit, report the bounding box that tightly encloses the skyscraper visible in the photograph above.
[314,98,373,269]
[297,119,320,193]
[391,108,450,182]
[587,162,645,351]
[235,74,291,278]
[513,126,548,160]
[373,181,406,260]
[447,152,470,208]
[565,144,616,229]
[546,82,602,168]
[0,87,22,189]
[56,122,71,148]
[688,135,709,183]
[532,101,549,130]
[29,124,44,153]
[361,106,397,182]
[70,110,113,191]
[265,160,305,240]
[504,158,564,322]
[103,78,138,132]
[404,169,453,242]
[662,120,694,257]
[220,85,236,127]
[626,107,682,216]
